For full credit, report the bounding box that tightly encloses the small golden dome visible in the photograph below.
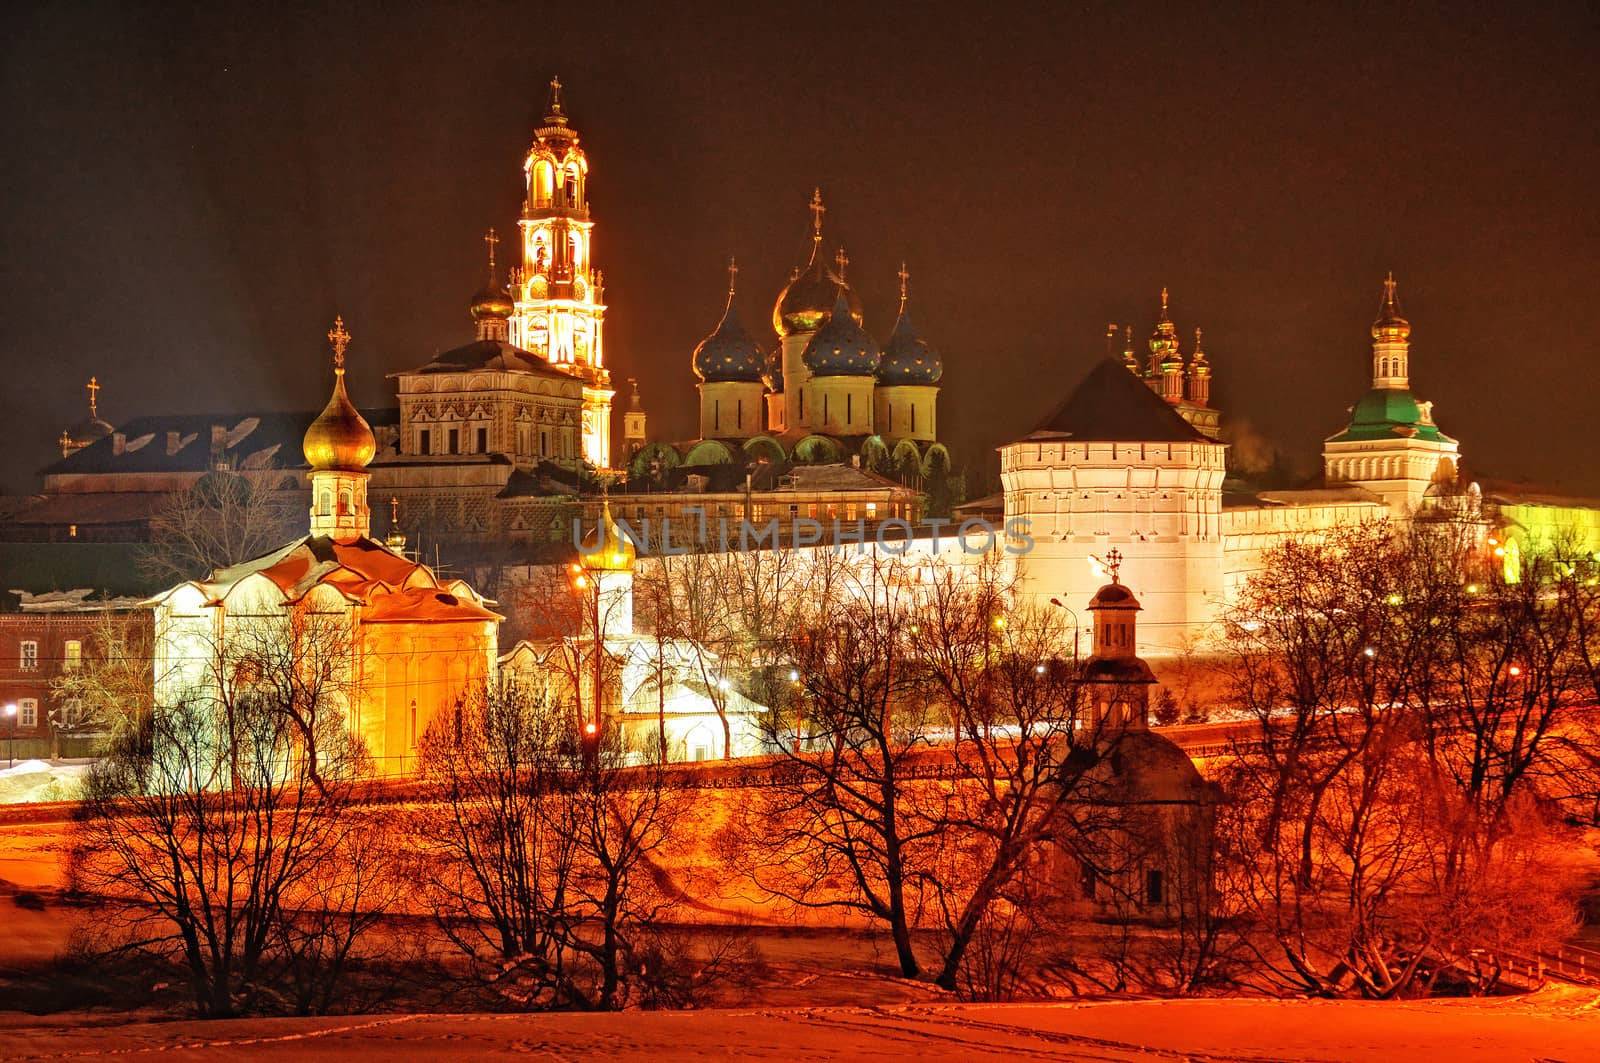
[303,317,376,472]
[1372,271,1411,341]
[470,282,516,321]
[578,499,636,572]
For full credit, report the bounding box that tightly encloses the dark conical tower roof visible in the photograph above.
[1019,358,1209,444]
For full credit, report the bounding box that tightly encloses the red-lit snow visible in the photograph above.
[1,987,1597,1061]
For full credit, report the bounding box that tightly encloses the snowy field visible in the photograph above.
[0,761,89,806]
[1,989,1598,1062]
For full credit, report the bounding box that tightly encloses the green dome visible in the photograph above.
[1329,388,1453,443]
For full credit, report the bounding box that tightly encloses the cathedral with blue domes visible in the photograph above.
[652,189,951,489]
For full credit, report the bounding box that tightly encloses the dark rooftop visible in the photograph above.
[1018,358,1209,445]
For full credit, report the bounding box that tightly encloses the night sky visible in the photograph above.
[2,1,1595,496]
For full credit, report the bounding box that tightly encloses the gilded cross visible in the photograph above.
[898,261,909,310]
[1383,271,1397,305]
[327,315,351,369]
[808,187,825,237]
[86,376,100,417]
[1159,287,1170,316]
[390,496,400,524]
[485,227,499,277]
[834,246,849,279]
[727,255,739,295]
[1105,548,1123,584]
[549,76,564,116]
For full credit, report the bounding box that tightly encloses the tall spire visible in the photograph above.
[546,75,566,123]
[1149,288,1183,401]
[1187,326,1212,407]
[1370,271,1412,389]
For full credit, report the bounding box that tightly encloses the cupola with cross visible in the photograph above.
[303,316,376,541]
[874,263,942,443]
[772,189,863,432]
[693,258,767,439]
[1081,549,1156,730]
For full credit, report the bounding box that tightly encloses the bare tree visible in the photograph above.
[50,611,157,741]
[735,552,938,977]
[913,559,1121,992]
[417,681,584,1006]
[417,681,683,1010]
[140,469,301,585]
[1215,522,1589,998]
[72,617,381,1017]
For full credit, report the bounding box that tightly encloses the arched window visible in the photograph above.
[318,489,332,516]
[338,489,353,515]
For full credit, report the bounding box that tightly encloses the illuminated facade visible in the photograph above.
[148,322,501,777]
[1322,274,1461,513]
[506,79,614,469]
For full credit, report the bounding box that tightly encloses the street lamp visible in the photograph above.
[1048,598,1082,660]
[3,704,15,769]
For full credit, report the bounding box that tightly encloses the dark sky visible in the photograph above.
[3,1,1596,496]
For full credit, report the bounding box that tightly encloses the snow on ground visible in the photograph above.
[1,988,1597,1062]
[0,761,89,805]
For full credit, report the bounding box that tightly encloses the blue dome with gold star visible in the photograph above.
[877,308,941,386]
[692,300,765,383]
[802,294,880,377]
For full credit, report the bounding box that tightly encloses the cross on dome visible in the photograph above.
[834,246,849,279]
[86,376,100,417]
[809,188,825,240]
[727,255,739,296]
[898,261,910,312]
[1105,547,1123,584]
[327,315,351,369]
[484,227,499,279]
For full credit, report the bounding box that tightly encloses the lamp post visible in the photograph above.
[3,704,15,769]
[1048,598,1082,661]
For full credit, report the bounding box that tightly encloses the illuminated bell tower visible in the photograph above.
[509,77,614,469]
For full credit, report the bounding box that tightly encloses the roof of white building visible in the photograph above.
[1018,358,1210,445]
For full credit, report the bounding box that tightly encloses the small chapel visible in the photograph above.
[148,320,501,776]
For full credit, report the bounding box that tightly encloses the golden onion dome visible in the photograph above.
[1372,272,1411,341]
[772,190,863,337]
[578,499,636,572]
[470,281,516,321]
[304,321,376,473]
[774,245,864,338]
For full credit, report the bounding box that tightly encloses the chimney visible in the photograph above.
[166,430,182,456]
[210,424,226,460]
[112,432,126,455]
